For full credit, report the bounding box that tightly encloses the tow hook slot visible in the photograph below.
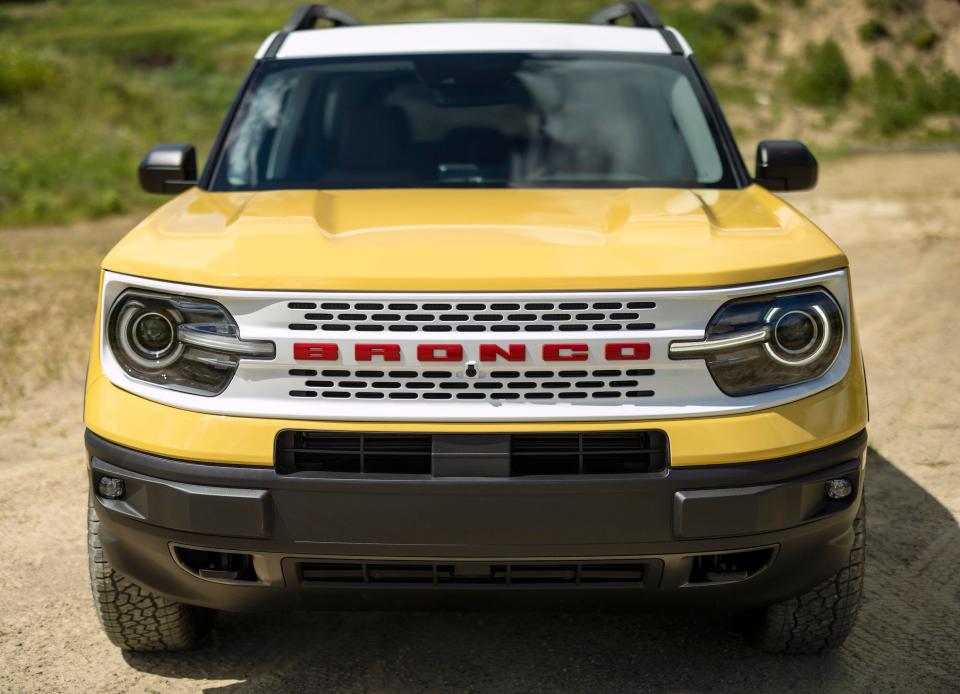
[686,547,775,585]
[173,546,259,583]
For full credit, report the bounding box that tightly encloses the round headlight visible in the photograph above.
[107,289,254,396]
[765,306,831,366]
[114,300,184,370]
[687,288,844,396]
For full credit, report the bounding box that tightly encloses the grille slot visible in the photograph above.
[510,431,667,475]
[288,300,656,333]
[287,368,655,402]
[276,432,433,474]
[299,560,647,586]
[275,430,667,476]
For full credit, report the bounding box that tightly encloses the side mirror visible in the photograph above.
[754,140,818,192]
[139,144,197,194]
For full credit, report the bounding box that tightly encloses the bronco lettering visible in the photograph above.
[293,342,651,362]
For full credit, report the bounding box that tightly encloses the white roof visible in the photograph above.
[255,22,691,60]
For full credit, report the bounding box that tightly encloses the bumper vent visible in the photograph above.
[275,430,667,476]
[510,431,667,475]
[277,432,433,475]
[298,561,647,586]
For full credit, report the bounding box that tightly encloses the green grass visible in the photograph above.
[0,0,298,226]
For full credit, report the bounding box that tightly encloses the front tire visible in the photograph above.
[744,499,865,654]
[87,496,216,651]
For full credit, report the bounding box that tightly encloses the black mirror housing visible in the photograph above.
[754,140,818,192]
[139,144,198,194]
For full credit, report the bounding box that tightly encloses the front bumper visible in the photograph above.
[87,429,866,613]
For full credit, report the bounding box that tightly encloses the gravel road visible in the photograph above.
[0,151,957,693]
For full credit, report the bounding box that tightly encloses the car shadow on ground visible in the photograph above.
[123,449,959,693]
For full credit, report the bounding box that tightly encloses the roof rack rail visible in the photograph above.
[587,2,664,29]
[588,2,685,55]
[283,4,362,31]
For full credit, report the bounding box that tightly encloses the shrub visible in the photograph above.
[709,0,762,35]
[857,19,890,42]
[871,58,906,101]
[904,20,940,51]
[871,101,921,134]
[903,64,937,112]
[933,69,960,113]
[785,39,853,107]
[865,61,960,134]
[867,59,918,134]
[865,0,922,14]
[0,47,56,100]
[663,1,762,65]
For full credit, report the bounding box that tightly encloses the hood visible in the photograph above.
[102,186,846,291]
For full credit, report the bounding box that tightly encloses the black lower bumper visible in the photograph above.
[86,429,866,612]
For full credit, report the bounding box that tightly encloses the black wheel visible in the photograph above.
[88,496,216,651]
[744,499,865,654]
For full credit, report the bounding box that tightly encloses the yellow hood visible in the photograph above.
[103,186,846,291]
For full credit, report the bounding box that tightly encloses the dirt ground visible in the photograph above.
[0,151,958,693]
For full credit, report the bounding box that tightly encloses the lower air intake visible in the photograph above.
[299,561,647,586]
[275,430,668,476]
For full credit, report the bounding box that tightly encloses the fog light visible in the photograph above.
[98,476,126,500]
[824,478,853,500]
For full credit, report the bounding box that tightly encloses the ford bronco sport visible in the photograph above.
[85,3,868,654]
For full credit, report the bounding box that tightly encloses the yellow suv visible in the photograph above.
[85,2,867,654]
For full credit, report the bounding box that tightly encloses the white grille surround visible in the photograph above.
[98,270,853,422]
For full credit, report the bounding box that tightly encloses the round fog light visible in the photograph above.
[824,478,853,500]
[98,476,126,500]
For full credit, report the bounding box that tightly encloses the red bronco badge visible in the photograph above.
[293,342,651,362]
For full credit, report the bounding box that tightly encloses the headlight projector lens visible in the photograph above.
[773,310,818,354]
[131,312,176,357]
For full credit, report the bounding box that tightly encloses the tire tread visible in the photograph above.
[748,499,866,654]
[87,497,215,651]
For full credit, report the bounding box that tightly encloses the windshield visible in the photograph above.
[209,53,735,190]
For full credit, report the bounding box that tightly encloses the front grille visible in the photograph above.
[287,299,656,333]
[298,560,647,586]
[275,430,668,476]
[287,367,655,402]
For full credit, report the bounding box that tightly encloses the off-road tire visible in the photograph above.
[88,496,216,651]
[745,499,865,654]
